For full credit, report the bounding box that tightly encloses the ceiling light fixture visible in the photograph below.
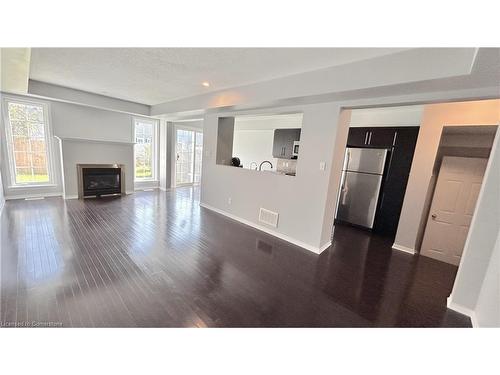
[202,81,210,87]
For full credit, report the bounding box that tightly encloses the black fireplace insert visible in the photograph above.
[82,167,122,197]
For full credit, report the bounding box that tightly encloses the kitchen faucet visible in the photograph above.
[259,161,273,171]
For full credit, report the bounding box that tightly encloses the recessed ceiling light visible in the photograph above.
[202,81,210,87]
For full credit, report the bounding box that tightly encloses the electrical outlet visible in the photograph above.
[228,197,232,205]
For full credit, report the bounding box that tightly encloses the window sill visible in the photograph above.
[134,179,159,183]
[8,183,58,189]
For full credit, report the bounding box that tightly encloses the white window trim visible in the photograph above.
[133,117,159,182]
[1,95,57,188]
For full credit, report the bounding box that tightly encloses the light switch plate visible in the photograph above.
[319,162,326,171]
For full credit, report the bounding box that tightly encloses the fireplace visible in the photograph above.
[77,164,125,199]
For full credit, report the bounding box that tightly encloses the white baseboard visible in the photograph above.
[392,242,416,255]
[5,192,62,200]
[199,202,327,255]
[447,297,478,327]
[319,240,332,252]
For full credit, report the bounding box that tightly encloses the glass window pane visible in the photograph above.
[14,152,31,167]
[32,153,47,168]
[8,103,27,121]
[32,168,49,182]
[11,120,29,136]
[15,168,32,183]
[26,105,44,122]
[134,119,155,179]
[30,139,46,154]
[12,137,30,152]
[29,122,45,138]
[6,100,51,185]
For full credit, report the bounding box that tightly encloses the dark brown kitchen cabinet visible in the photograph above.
[347,127,400,148]
[345,127,370,147]
[373,127,419,236]
[368,128,398,147]
[272,128,301,159]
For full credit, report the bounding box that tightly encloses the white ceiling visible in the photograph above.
[29,48,407,105]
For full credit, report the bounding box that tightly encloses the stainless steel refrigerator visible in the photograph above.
[335,147,388,229]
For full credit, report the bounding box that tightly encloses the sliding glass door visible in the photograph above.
[175,127,203,186]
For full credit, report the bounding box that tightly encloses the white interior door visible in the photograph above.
[420,156,488,265]
[175,127,203,186]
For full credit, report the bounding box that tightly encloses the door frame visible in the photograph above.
[172,124,203,188]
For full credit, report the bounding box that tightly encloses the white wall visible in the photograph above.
[201,102,340,253]
[159,120,169,190]
[50,100,135,142]
[320,109,352,245]
[233,130,276,169]
[0,97,5,211]
[0,144,4,213]
[349,105,422,127]
[474,231,500,327]
[448,128,500,323]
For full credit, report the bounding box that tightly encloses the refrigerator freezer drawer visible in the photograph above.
[344,147,388,174]
[336,171,383,229]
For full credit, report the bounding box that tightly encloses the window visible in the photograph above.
[134,118,157,180]
[2,98,54,186]
[175,127,203,186]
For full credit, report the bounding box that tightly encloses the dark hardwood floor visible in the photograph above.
[0,187,470,327]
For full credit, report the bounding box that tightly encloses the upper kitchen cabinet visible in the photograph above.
[346,127,370,147]
[367,128,398,147]
[347,127,398,147]
[272,128,301,159]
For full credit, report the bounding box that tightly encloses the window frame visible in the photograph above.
[133,117,159,181]
[1,95,57,188]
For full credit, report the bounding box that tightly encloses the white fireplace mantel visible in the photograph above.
[55,136,135,146]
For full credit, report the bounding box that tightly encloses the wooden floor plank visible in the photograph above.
[0,187,470,327]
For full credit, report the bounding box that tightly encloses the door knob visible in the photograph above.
[431,214,437,220]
